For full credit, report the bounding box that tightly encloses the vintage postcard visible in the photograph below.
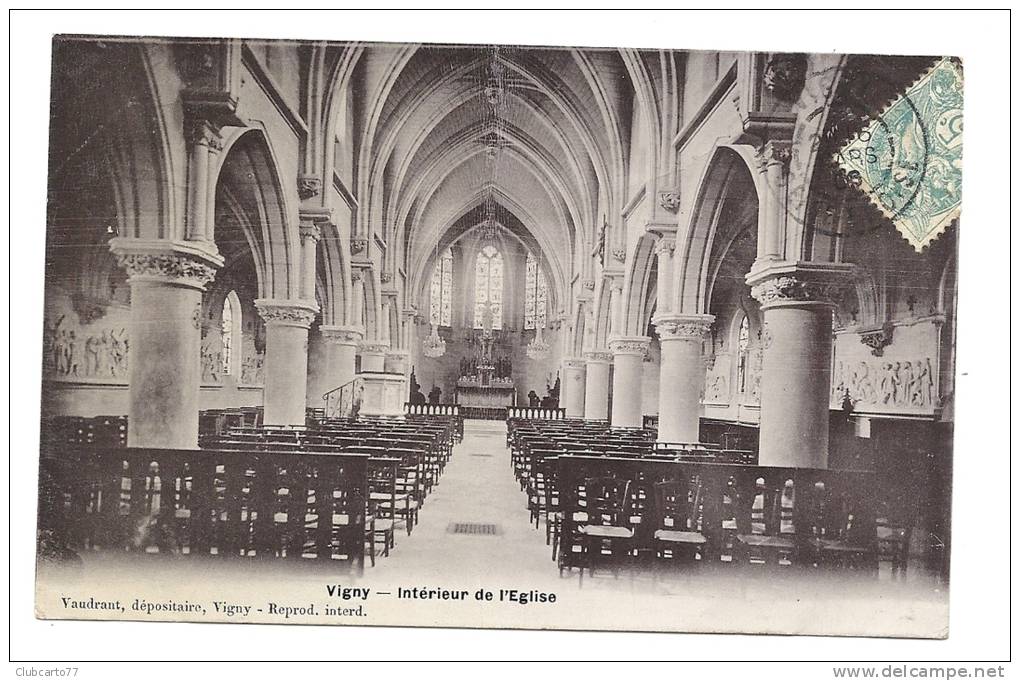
[36,34,959,638]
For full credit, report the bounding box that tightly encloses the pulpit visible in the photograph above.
[357,372,407,417]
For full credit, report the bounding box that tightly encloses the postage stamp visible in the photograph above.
[835,58,963,252]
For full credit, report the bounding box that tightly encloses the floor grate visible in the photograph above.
[447,522,502,536]
[469,453,494,458]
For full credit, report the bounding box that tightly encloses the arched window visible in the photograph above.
[429,248,453,327]
[524,252,548,330]
[473,245,503,330]
[221,291,240,376]
[736,314,750,394]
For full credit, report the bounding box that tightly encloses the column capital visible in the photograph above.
[110,238,223,290]
[583,349,614,364]
[185,118,224,151]
[320,324,363,346]
[359,341,390,355]
[608,336,651,356]
[653,235,676,257]
[652,313,715,340]
[746,261,854,310]
[756,139,793,172]
[299,222,322,244]
[563,357,587,370]
[385,349,410,359]
[255,298,318,328]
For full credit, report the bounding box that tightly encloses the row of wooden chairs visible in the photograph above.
[199,415,459,567]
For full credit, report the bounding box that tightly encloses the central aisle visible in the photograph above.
[365,419,557,584]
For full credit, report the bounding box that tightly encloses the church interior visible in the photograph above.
[37,37,957,633]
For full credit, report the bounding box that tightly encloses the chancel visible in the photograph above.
[36,37,958,637]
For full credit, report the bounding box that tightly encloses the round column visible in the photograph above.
[582,350,612,421]
[256,299,318,427]
[112,242,221,448]
[609,337,650,428]
[320,325,362,393]
[749,268,846,468]
[359,342,388,373]
[654,314,714,444]
[561,357,587,417]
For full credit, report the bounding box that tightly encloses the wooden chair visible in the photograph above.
[578,477,634,585]
[651,478,707,566]
[364,458,399,563]
[732,477,797,568]
[803,481,878,572]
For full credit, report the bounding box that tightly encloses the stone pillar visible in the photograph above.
[359,341,388,373]
[582,350,612,421]
[609,337,650,428]
[561,357,587,417]
[315,325,361,398]
[110,240,221,448]
[256,299,318,426]
[298,221,322,300]
[654,314,714,444]
[747,263,850,468]
[756,140,792,261]
[185,119,223,243]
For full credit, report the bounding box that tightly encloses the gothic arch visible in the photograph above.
[214,128,299,300]
[673,144,762,315]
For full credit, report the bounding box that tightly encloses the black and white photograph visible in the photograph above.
[7,7,1013,673]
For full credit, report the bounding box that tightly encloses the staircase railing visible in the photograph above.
[323,377,364,419]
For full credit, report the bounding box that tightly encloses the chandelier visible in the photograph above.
[526,325,550,360]
[422,323,446,358]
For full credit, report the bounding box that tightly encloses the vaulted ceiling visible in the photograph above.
[353,44,639,310]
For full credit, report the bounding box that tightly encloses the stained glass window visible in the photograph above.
[429,249,453,327]
[473,245,503,330]
[221,292,236,376]
[524,252,548,330]
[736,314,750,394]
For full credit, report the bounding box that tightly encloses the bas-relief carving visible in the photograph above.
[43,297,130,381]
[830,320,940,414]
[703,354,732,404]
[832,357,935,412]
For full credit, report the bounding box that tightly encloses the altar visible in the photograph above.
[456,377,515,408]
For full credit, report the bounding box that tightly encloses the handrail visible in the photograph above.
[323,376,364,419]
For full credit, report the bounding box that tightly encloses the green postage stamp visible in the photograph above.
[836,57,963,252]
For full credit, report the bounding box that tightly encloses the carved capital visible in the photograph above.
[299,223,322,244]
[380,272,393,284]
[658,191,680,213]
[860,323,895,357]
[297,175,322,201]
[582,279,596,291]
[750,275,840,308]
[611,247,627,264]
[756,139,792,172]
[653,314,714,341]
[359,341,390,355]
[255,299,318,328]
[654,236,676,258]
[562,357,587,371]
[185,118,223,151]
[746,262,853,310]
[583,350,614,363]
[110,239,221,290]
[608,336,651,356]
[350,237,368,255]
[320,324,363,346]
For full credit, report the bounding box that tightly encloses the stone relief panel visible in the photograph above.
[703,353,732,404]
[831,318,941,415]
[43,291,131,382]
